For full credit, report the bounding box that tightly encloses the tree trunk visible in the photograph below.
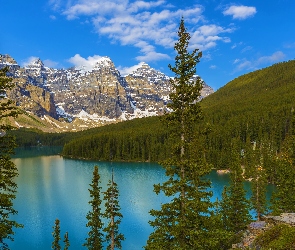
[111,215,114,250]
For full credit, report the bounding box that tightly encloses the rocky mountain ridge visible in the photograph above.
[0,54,214,130]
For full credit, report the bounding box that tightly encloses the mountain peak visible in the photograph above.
[128,62,168,81]
[93,56,113,68]
[141,62,150,68]
[25,58,45,69]
[0,54,18,66]
[73,56,115,72]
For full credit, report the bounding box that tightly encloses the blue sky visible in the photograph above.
[1,0,295,90]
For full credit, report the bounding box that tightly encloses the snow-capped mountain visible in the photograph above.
[0,54,214,128]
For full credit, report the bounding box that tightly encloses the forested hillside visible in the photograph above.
[202,60,295,168]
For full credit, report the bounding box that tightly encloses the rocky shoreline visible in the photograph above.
[232,213,295,249]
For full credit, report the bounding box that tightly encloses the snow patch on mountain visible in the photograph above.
[75,109,116,122]
[56,103,73,122]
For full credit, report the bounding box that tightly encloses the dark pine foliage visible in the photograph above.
[202,59,295,170]
[61,116,170,162]
[217,142,251,246]
[145,18,228,249]
[103,170,125,250]
[51,219,61,250]
[84,166,104,249]
[271,134,295,215]
[63,232,70,250]
[0,67,22,249]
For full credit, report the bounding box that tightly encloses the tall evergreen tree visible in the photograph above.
[271,136,295,214]
[52,219,61,250]
[0,67,22,249]
[218,144,251,237]
[0,67,19,124]
[246,142,268,221]
[103,170,124,250]
[63,232,70,250]
[145,18,226,249]
[84,166,104,249]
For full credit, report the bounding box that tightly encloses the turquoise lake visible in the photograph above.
[8,147,274,249]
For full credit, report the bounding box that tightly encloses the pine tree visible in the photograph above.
[63,232,70,250]
[0,67,19,125]
[52,219,61,250]
[247,143,268,221]
[84,166,104,249]
[103,170,124,250]
[271,136,295,214]
[145,18,227,249]
[0,67,22,248]
[218,144,251,240]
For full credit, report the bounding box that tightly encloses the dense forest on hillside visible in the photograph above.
[202,60,295,168]
[9,128,75,147]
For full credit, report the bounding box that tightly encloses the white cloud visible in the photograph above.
[21,56,39,67]
[128,0,165,12]
[49,15,57,20]
[233,51,286,72]
[190,24,233,51]
[231,42,243,49]
[136,50,170,62]
[117,62,145,76]
[44,59,59,68]
[48,0,61,11]
[223,5,257,20]
[54,1,234,63]
[67,54,110,71]
[284,42,295,49]
[241,46,252,53]
[63,0,129,20]
[202,52,212,61]
[198,24,233,36]
[256,51,285,64]
[135,41,170,62]
[233,59,240,64]
[235,60,252,71]
[210,65,217,69]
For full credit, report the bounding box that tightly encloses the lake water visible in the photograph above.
[8,147,274,249]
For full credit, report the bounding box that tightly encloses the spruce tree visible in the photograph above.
[84,166,104,249]
[0,67,22,248]
[0,67,19,124]
[103,170,124,250]
[218,144,251,241]
[271,136,295,214]
[247,143,268,221]
[63,232,70,250]
[145,18,226,249]
[52,219,61,250]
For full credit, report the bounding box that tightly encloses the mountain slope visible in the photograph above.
[202,60,295,114]
[200,60,295,167]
